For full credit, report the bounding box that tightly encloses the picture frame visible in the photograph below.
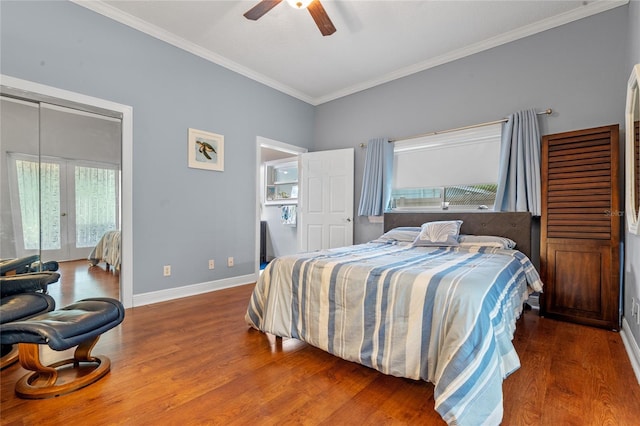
[188,128,224,171]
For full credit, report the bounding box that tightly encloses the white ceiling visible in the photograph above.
[74,0,628,105]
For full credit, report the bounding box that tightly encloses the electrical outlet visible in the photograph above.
[208,259,215,270]
[227,257,234,267]
[163,265,171,276]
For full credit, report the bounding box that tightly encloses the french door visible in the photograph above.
[8,153,119,261]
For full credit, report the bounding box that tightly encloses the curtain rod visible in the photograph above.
[389,108,552,143]
[359,109,552,147]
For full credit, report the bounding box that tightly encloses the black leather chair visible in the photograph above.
[1,255,59,276]
[0,272,61,297]
[1,297,124,398]
[0,267,60,369]
[0,292,55,369]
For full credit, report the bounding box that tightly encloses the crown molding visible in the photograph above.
[71,0,316,105]
[315,0,629,105]
[72,0,628,107]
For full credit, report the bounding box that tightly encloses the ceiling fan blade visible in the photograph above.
[244,0,283,21]
[307,0,336,36]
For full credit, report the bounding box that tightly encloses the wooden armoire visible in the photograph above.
[540,124,621,330]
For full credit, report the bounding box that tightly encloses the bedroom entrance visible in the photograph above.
[256,137,307,272]
[255,137,355,276]
[0,75,133,308]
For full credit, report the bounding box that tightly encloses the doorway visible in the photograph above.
[254,136,307,276]
[0,75,133,308]
[254,139,355,276]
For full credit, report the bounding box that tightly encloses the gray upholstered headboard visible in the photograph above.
[384,211,533,261]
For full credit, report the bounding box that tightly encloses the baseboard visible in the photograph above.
[621,317,640,385]
[132,273,257,307]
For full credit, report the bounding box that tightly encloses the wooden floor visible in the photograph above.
[46,259,121,307]
[2,262,640,425]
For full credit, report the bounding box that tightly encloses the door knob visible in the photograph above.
[61,213,67,217]
[346,217,351,222]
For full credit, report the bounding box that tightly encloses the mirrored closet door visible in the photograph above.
[0,94,122,264]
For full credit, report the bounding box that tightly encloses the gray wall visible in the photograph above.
[315,4,636,353]
[315,5,629,244]
[625,0,640,355]
[263,205,298,260]
[0,1,314,293]
[2,0,638,357]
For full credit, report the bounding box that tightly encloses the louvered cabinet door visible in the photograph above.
[540,124,620,330]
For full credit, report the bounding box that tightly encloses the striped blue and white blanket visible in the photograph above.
[246,242,543,425]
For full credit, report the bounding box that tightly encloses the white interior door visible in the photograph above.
[298,148,354,252]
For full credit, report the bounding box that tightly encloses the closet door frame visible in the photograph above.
[1,75,134,309]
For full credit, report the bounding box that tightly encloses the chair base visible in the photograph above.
[0,345,19,370]
[14,336,111,399]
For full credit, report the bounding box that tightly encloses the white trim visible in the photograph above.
[0,74,134,309]
[41,102,122,123]
[621,317,640,385]
[625,64,640,235]
[314,0,629,105]
[71,0,628,106]
[0,96,38,108]
[133,274,256,307]
[259,138,308,156]
[71,0,315,105]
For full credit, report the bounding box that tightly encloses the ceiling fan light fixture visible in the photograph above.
[286,0,313,9]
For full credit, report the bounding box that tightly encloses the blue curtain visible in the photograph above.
[494,109,541,216]
[358,137,393,217]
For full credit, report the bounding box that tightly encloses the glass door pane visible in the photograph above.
[10,154,67,261]
[71,163,119,259]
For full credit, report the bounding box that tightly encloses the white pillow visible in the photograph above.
[412,220,462,247]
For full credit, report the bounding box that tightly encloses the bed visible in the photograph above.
[245,212,542,425]
[88,230,121,271]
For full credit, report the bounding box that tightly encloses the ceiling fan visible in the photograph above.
[244,0,337,37]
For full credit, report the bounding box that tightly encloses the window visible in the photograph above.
[74,164,118,248]
[390,123,502,211]
[14,158,61,250]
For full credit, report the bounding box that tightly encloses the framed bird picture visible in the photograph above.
[188,128,224,171]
